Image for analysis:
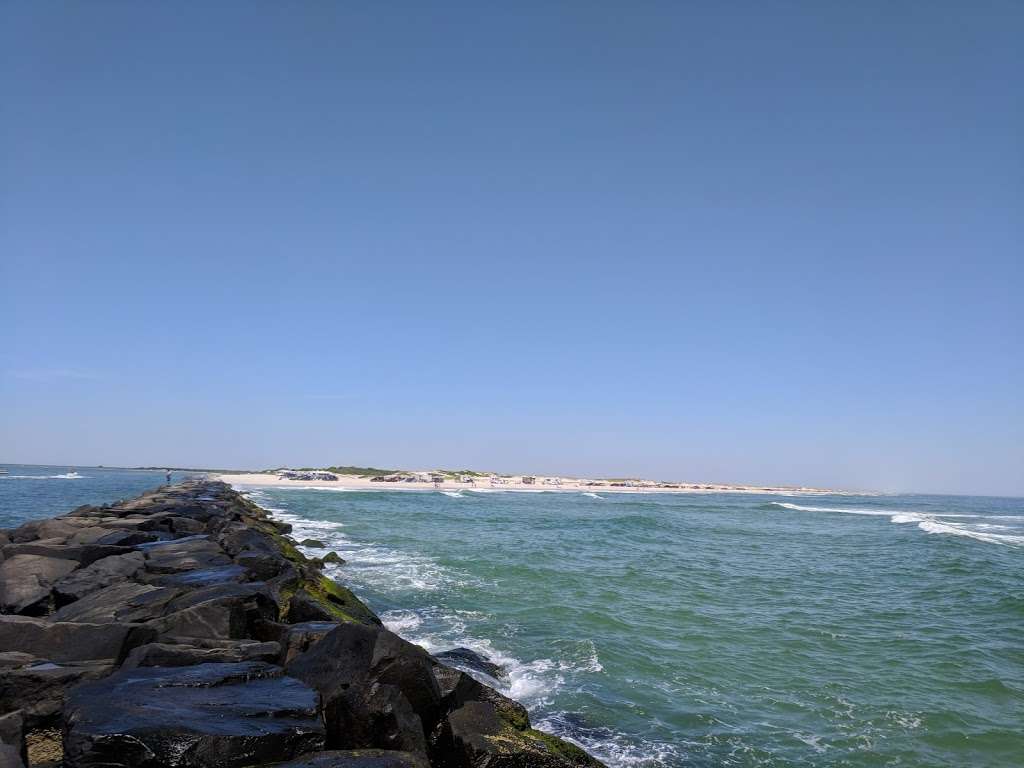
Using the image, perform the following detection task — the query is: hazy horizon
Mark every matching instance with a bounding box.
[2,4,1021,498]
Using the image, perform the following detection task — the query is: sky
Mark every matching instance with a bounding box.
[1,3,1021,495]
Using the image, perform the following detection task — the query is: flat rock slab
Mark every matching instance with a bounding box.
[51,582,172,624]
[0,615,152,663]
[64,661,325,768]
[273,751,429,768]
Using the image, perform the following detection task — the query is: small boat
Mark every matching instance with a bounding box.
[0,468,8,475]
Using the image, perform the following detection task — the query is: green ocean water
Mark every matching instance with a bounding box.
[244,486,1024,768]
[2,468,1021,767]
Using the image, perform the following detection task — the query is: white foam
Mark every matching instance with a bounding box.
[772,502,1024,547]
[1,472,86,479]
[441,490,464,498]
[582,492,603,500]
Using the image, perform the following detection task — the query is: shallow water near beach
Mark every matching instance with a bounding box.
[2,467,1022,767]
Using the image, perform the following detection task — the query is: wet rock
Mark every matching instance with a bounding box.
[287,623,441,753]
[0,616,154,664]
[157,564,247,587]
[323,551,346,565]
[63,662,325,768]
[0,556,78,614]
[441,701,602,768]
[430,664,528,731]
[301,539,327,548]
[52,551,145,604]
[271,751,429,768]
[434,648,506,681]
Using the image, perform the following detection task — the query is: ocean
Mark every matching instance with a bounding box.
[2,466,1022,767]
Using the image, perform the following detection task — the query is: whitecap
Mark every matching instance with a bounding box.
[773,502,1024,547]
[441,491,464,498]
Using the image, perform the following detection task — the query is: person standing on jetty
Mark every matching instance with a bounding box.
[165,469,172,483]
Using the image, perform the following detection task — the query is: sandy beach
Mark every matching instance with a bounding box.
[217,472,838,495]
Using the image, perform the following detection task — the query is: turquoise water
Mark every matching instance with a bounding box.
[243,486,1024,768]
[2,468,1021,767]
[0,465,174,523]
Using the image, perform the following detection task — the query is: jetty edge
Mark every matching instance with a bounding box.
[0,480,605,768]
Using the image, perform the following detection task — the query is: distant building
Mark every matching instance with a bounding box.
[278,470,338,481]
[521,476,536,485]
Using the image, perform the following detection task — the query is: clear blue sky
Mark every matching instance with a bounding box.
[2,3,1021,495]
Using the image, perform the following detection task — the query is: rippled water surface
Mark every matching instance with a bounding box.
[2,467,1021,767]
[243,486,1024,768]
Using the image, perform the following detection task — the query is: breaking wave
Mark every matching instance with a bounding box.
[771,502,1024,547]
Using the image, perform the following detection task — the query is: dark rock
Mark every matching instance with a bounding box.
[52,551,145,604]
[323,551,346,565]
[430,664,529,731]
[166,516,207,534]
[434,648,506,680]
[142,537,232,574]
[63,662,325,768]
[95,529,169,546]
[0,555,79,614]
[0,615,155,664]
[0,659,115,729]
[0,653,34,670]
[0,711,26,768]
[441,701,602,768]
[270,751,429,768]
[286,576,380,626]
[287,623,441,753]
[236,549,291,579]
[0,543,130,567]
[300,539,327,548]
[281,621,338,664]
[121,640,281,668]
[7,519,79,544]
[50,582,174,624]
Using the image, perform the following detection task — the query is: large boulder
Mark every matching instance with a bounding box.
[63,662,325,768]
[52,552,145,604]
[440,701,603,768]
[144,583,279,641]
[50,582,175,624]
[0,555,78,614]
[0,711,26,768]
[0,659,114,728]
[0,616,154,664]
[287,623,441,754]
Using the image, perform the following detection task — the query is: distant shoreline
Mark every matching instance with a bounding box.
[218,471,848,496]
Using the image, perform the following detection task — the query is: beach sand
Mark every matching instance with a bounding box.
[217,472,836,495]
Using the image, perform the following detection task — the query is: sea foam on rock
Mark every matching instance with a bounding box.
[0,480,605,768]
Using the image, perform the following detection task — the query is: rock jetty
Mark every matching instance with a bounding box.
[0,481,604,768]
